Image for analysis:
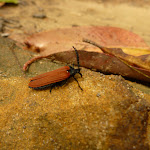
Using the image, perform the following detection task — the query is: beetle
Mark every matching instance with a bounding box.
[29,46,83,92]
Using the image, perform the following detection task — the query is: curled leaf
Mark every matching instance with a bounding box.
[83,39,150,82]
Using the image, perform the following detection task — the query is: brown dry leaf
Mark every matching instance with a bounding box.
[12,26,150,82]
[83,39,150,82]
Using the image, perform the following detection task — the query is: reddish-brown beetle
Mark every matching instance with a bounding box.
[29,46,83,92]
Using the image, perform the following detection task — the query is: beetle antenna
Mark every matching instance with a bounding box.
[72,46,80,69]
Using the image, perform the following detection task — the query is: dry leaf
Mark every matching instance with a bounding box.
[83,39,150,82]
[12,26,150,82]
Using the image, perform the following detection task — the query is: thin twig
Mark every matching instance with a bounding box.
[83,38,104,49]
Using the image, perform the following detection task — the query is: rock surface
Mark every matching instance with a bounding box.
[0,37,150,149]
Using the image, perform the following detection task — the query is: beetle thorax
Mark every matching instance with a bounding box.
[68,66,80,76]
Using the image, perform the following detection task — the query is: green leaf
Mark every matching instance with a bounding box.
[0,0,18,4]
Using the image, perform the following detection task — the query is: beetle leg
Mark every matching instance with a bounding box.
[50,86,54,93]
[50,80,68,93]
[59,79,68,87]
[73,76,83,91]
[78,72,82,78]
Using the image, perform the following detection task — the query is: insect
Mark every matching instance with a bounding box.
[29,46,83,92]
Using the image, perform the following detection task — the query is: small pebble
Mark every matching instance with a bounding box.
[96,93,101,97]
[23,126,26,129]
[32,13,47,19]
[1,33,10,37]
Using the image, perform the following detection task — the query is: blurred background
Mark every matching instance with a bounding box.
[0,0,150,45]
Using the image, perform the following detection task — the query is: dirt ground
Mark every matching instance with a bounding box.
[0,0,150,149]
[0,0,150,45]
